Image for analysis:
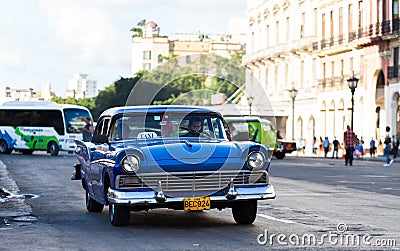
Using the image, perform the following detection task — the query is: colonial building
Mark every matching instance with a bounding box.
[243,0,398,146]
[131,21,246,75]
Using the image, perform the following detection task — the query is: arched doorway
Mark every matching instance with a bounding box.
[297,116,303,140]
[394,92,400,135]
[375,70,385,139]
[321,101,327,137]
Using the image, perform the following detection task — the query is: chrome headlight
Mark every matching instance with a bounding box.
[247,151,265,170]
[121,155,140,172]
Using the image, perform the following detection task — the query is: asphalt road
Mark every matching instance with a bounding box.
[0,153,399,250]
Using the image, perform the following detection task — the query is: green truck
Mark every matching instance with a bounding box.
[225,116,296,159]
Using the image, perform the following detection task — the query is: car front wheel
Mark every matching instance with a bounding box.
[232,200,257,224]
[85,190,104,212]
[274,151,285,159]
[109,204,130,226]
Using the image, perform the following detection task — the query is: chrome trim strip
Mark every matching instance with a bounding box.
[107,185,275,205]
[116,170,268,192]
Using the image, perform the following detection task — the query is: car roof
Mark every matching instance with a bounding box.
[100,105,222,118]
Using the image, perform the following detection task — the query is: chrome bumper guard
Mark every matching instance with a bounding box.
[108,183,276,205]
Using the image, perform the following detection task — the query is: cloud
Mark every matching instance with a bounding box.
[0,47,24,69]
[178,0,245,9]
[39,0,130,65]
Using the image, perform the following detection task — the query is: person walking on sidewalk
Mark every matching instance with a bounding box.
[331,137,339,159]
[369,138,376,158]
[383,126,394,167]
[344,125,356,166]
[323,137,330,157]
[391,135,398,159]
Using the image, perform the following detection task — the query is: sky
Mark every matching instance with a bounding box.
[0,0,247,97]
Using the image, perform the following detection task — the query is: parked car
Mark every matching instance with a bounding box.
[224,116,296,159]
[71,106,275,226]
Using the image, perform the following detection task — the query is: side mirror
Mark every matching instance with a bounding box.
[92,134,109,144]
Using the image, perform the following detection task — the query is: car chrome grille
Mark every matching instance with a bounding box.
[116,170,267,195]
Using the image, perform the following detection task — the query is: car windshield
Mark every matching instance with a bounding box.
[110,112,228,141]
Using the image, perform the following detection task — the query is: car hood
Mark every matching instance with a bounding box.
[120,139,258,172]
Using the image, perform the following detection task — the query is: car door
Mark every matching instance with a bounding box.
[89,117,111,204]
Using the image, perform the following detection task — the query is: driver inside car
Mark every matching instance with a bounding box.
[182,117,203,137]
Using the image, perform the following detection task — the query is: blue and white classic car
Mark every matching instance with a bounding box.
[72,106,275,226]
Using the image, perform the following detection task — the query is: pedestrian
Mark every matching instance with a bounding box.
[344,125,356,166]
[323,136,330,157]
[358,137,364,159]
[383,126,394,167]
[312,136,318,154]
[392,135,398,159]
[369,138,376,158]
[82,117,94,142]
[331,137,339,159]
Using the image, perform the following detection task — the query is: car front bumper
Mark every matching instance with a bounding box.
[107,184,276,205]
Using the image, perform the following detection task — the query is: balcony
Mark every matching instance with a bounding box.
[317,74,358,92]
[388,65,400,79]
[381,18,400,39]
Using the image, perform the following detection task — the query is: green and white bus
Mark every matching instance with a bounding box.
[0,101,93,156]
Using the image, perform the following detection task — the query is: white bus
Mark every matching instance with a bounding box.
[0,101,93,156]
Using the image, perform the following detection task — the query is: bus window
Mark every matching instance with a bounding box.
[0,110,12,126]
[39,110,64,135]
[64,108,92,134]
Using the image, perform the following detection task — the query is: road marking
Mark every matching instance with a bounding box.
[257,213,296,224]
[382,187,400,191]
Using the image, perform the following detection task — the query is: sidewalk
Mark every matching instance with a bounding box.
[287,149,398,164]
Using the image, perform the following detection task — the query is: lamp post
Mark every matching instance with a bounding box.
[247,96,254,115]
[288,85,298,140]
[347,73,359,131]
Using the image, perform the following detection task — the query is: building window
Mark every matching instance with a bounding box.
[186,55,191,64]
[348,4,353,32]
[340,59,344,82]
[358,1,363,28]
[300,60,304,88]
[339,7,343,38]
[143,51,151,60]
[286,16,290,41]
[300,13,305,39]
[276,21,280,45]
[349,57,353,74]
[330,10,334,39]
[251,32,255,52]
[312,58,316,87]
[322,13,326,39]
[314,8,317,36]
[285,63,289,89]
[143,63,151,70]
[331,61,335,86]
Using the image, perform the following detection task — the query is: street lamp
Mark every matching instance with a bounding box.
[288,85,298,140]
[347,73,359,131]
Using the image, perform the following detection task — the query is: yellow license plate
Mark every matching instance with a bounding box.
[184,197,210,211]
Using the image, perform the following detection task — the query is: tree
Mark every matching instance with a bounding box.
[130,19,146,37]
